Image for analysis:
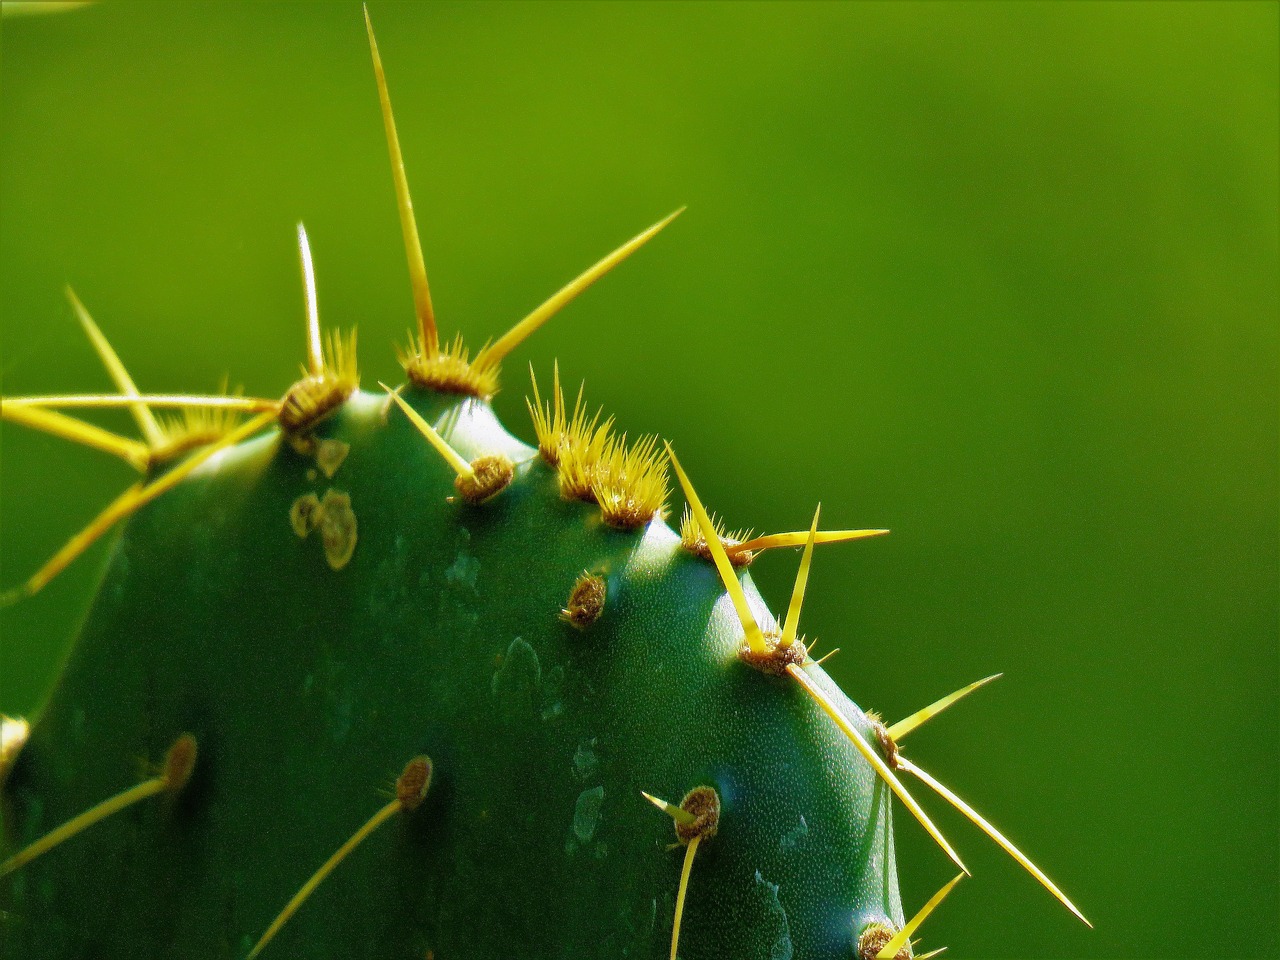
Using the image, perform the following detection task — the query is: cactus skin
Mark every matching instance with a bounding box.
[1,387,906,958]
[0,11,1096,956]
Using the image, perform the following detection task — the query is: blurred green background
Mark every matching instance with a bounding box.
[1,2,1275,957]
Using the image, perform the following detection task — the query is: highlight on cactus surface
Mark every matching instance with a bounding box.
[0,8,1090,959]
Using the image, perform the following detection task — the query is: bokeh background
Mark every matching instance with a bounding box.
[1,2,1275,957]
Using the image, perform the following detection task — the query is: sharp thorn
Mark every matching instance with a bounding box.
[477,208,684,370]
[296,223,323,376]
[248,798,400,958]
[641,790,697,827]
[0,734,196,878]
[785,664,968,876]
[665,441,768,654]
[380,383,474,479]
[886,674,1003,742]
[669,834,701,960]
[876,873,964,959]
[896,756,1091,927]
[779,504,820,650]
[1,403,151,471]
[7,412,276,599]
[3,393,280,412]
[65,286,165,447]
[365,5,437,355]
[248,755,430,959]
[734,527,889,554]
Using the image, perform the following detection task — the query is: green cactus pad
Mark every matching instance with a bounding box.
[3,387,903,959]
[0,12,1091,958]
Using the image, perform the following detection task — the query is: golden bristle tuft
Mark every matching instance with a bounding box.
[526,367,554,458]
[279,329,359,435]
[678,506,754,566]
[591,432,669,529]
[321,329,359,387]
[526,362,576,463]
[154,406,242,459]
[555,408,615,504]
[150,381,246,464]
[399,332,499,398]
[529,368,667,525]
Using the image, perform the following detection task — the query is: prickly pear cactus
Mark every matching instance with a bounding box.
[0,13,1087,960]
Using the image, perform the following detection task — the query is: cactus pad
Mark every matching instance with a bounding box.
[0,12,1087,959]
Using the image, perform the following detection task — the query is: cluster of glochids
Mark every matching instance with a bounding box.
[0,8,1091,958]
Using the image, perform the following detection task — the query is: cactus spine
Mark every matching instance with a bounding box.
[0,11,1087,959]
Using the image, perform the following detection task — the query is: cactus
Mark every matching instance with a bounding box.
[0,12,1089,959]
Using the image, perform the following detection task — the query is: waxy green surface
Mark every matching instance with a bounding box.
[3,389,902,959]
